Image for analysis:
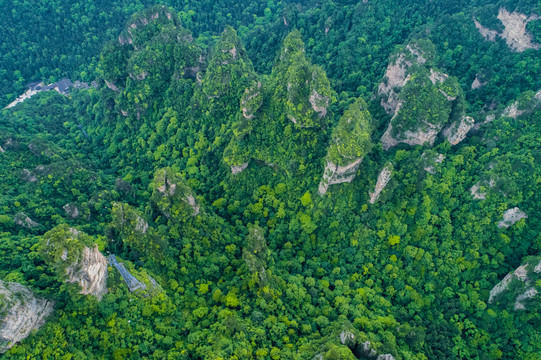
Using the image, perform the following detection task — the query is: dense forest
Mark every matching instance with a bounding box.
[1,0,541,359]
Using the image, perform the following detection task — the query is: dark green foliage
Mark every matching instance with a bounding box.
[1,2,541,360]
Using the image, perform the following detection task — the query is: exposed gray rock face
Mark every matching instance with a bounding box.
[381,121,441,150]
[369,164,393,204]
[231,162,249,175]
[339,330,355,347]
[377,44,425,115]
[359,340,396,360]
[474,9,541,52]
[64,244,108,300]
[104,80,120,92]
[502,101,524,119]
[0,281,54,353]
[473,19,498,41]
[21,169,37,182]
[489,258,541,310]
[63,203,80,219]
[498,207,527,228]
[443,116,475,145]
[318,158,363,195]
[241,82,262,120]
[378,42,463,150]
[498,9,541,52]
[471,76,485,90]
[309,89,329,117]
[14,213,39,229]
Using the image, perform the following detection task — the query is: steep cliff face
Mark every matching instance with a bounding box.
[378,40,466,150]
[378,43,427,114]
[275,30,333,129]
[40,225,108,300]
[369,163,393,204]
[65,245,108,299]
[318,98,373,194]
[0,281,55,353]
[443,116,475,145]
[489,257,541,310]
[474,8,541,52]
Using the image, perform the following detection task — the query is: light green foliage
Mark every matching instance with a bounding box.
[2,2,541,359]
[273,30,333,129]
[326,97,373,166]
[38,224,96,276]
[391,67,464,138]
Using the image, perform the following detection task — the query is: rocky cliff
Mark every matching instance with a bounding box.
[318,98,373,194]
[378,40,466,150]
[369,163,393,204]
[489,257,541,310]
[443,116,475,145]
[474,8,541,52]
[152,168,200,219]
[40,225,108,300]
[0,281,55,353]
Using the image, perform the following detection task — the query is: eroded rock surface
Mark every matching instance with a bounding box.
[443,116,475,145]
[65,245,108,300]
[381,122,441,150]
[231,162,249,175]
[378,41,464,150]
[41,226,108,300]
[489,258,541,310]
[14,212,39,229]
[498,207,527,228]
[369,164,393,204]
[63,203,80,219]
[318,159,362,195]
[474,9,541,52]
[378,43,426,114]
[0,281,55,353]
[498,9,541,52]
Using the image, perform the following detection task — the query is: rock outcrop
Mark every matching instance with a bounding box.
[489,257,541,310]
[14,212,39,229]
[40,225,108,300]
[473,18,498,41]
[241,82,262,120]
[65,245,108,299]
[231,162,249,175]
[498,9,541,52]
[369,163,393,204]
[474,9,541,52]
[378,43,426,115]
[319,159,363,195]
[63,203,80,218]
[0,281,55,353]
[498,207,527,228]
[443,116,475,145]
[152,168,200,218]
[318,98,373,194]
[378,40,465,150]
